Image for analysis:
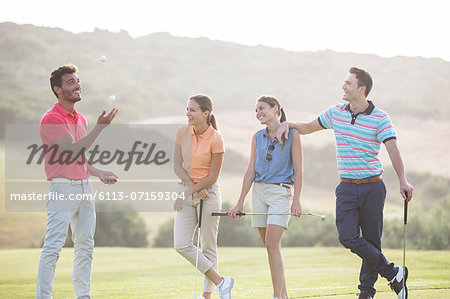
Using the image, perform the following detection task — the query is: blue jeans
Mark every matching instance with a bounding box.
[335,180,397,296]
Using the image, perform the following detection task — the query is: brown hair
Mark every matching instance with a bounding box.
[257,95,287,123]
[50,63,78,98]
[349,67,373,97]
[189,94,218,130]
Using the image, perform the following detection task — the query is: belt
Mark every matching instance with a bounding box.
[340,176,382,184]
[50,178,90,185]
[270,182,292,189]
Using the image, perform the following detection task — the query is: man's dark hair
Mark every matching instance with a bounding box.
[50,64,78,98]
[349,67,373,97]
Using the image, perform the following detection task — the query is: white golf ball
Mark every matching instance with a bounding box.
[100,55,107,62]
[109,95,116,102]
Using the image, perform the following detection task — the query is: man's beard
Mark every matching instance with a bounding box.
[62,89,81,103]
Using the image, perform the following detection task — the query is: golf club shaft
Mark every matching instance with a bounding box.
[403,199,408,299]
[404,199,408,225]
[212,212,325,218]
[199,199,204,229]
[194,200,204,299]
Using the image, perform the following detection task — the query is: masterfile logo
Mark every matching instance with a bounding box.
[4,124,190,212]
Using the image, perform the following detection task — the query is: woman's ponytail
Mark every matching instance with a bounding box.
[209,113,218,130]
[280,107,287,123]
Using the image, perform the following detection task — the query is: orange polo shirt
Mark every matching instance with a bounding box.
[175,124,224,183]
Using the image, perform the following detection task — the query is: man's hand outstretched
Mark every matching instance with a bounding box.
[97,108,118,125]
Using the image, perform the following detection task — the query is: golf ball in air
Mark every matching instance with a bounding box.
[109,95,116,102]
[100,55,107,62]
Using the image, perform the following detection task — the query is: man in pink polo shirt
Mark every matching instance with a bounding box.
[37,64,118,299]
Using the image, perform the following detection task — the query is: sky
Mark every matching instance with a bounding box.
[1,0,449,61]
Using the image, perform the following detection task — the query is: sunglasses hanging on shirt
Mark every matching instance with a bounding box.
[266,144,275,161]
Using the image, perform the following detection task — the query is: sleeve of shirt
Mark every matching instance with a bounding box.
[39,114,71,143]
[318,106,334,129]
[211,133,225,154]
[377,115,397,143]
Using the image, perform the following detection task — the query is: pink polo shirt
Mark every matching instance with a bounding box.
[39,102,90,180]
[175,124,224,183]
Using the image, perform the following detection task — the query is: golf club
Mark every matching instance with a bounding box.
[194,199,204,299]
[403,198,408,299]
[212,212,325,221]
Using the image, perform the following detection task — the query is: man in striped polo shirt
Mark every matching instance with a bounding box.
[276,67,413,299]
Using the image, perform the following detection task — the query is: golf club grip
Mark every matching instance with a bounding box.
[198,200,204,228]
[404,199,408,225]
[211,212,246,216]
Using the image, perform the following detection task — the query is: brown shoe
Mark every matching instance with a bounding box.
[389,267,408,299]
[357,294,373,299]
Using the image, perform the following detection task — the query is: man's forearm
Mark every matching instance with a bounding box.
[87,163,101,177]
[287,119,322,135]
[386,141,407,183]
[288,121,309,134]
[390,149,407,183]
[54,124,104,154]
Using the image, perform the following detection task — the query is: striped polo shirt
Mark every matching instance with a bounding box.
[318,100,396,179]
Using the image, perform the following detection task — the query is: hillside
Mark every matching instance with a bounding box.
[1,22,450,124]
[1,22,449,175]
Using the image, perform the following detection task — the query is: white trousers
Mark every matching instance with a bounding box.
[174,183,222,292]
[36,180,96,299]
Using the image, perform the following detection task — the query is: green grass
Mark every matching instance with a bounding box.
[0,247,449,298]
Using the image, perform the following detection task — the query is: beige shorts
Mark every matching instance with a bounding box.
[251,181,293,229]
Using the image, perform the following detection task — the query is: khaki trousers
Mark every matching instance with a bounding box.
[37,180,95,299]
[174,182,222,292]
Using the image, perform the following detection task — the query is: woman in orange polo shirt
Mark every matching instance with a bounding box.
[173,94,234,299]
